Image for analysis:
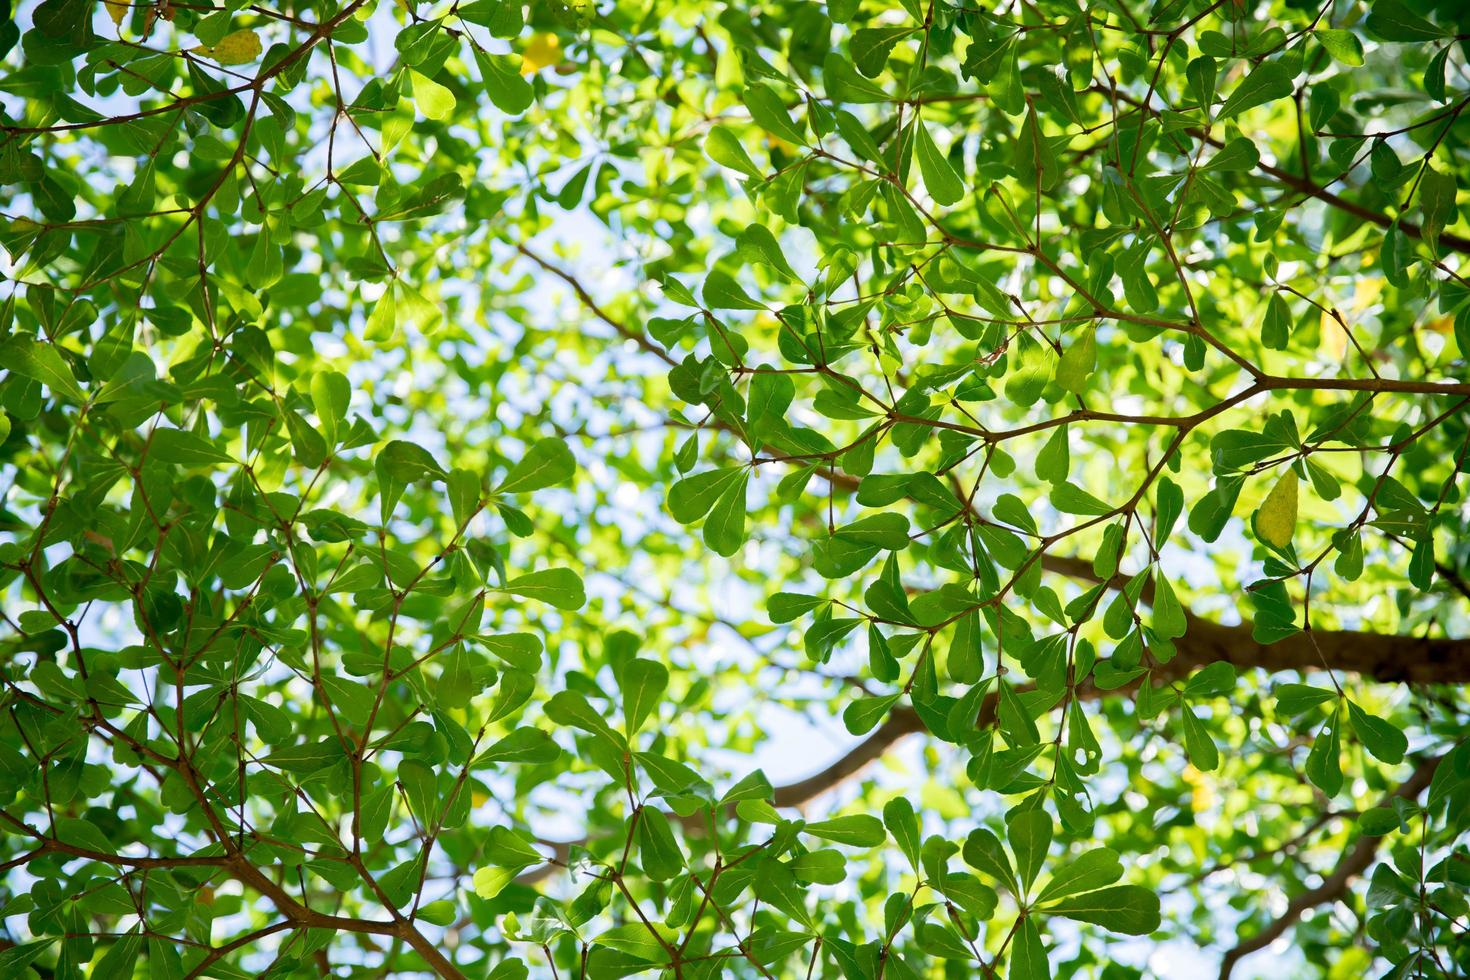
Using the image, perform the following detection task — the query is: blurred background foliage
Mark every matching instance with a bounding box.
[1,0,1469,977]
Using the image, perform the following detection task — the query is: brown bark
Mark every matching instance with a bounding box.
[1216,754,1443,979]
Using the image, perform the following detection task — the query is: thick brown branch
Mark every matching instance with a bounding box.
[508,233,1470,896]
[224,855,467,980]
[762,612,1469,820]
[1216,753,1443,979]
[1040,554,1470,686]
[771,711,926,807]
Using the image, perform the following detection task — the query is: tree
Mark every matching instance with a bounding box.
[1,0,1469,976]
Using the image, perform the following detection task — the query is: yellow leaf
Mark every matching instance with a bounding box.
[194,29,263,66]
[104,0,127,28]
[520,33,562,75]
[1319,309,1347,361]
[1257,472,1298,549]
[1181,764,1215,813]
[1350,277,1384,311]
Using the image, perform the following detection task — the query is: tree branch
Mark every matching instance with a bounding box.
[1216,753,1444,979]
[505,240,1470,894]
[1041,554,1470,686]
[514,242,679,368]
[1100,88,1470,255]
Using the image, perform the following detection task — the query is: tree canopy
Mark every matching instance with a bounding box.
[2,0,1470,977]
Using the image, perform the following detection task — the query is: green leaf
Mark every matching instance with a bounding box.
[1334,530,1365,581]
[310,370,350,443]
[1217,61,1295,120]
[1382,221,1413,287]
[1050,482,1111,516]
[418,900,458,926]
[1006,809,1052,892]
[476,727,560,766]
[1184,661,1237,698]
[1151,572,1188,640]
[149,427,234,467]
[1408,534,1434,591]
[738,225,801,284]
[1013,104,1059,191]
[1306,705,1344,797]
[1036,847,1124,903]
[476,50,534,114]
[851,25,915,77]
[719,769,774,806]
[448,467,481,526]
[964,827,1019,895]
[1347,701,1407,764]
[497,568,586,609]
[377,438,448,481]
[1314,29,1363,66]
[743,84,806,144]
[474,633,543,671]
[0,336,86,402]
[913,118,965,206]
[947,609,983,683]
[622,658,670,735]
[1418,167,1458,249]
[545,691,627,749]
[1008,917,1050,980]
[1036,425,1069,484]
[364,283,398,340]
[484,826,544,868]
[1188,55,1217,110]
[1358,806,1402,836]
[805,616,862,662]
[1201,136,1261,172]
[321,672,375,726]
[843,692,901,735]
[91,928,142,980]
[883,797,922,870]
[1046,884,1161,935]
[284,411,327,467]
[1364,0,1447,41]
[789,847,847,884]
[669,468,745,522]
[410,69,456,120]
[1275,683,1337,715]
[637,807,684,881]
[1261,291,1291,350]
[262,738,345,774]
[1054,327,1096,394]
[834,512,911,549]
[703,470,750,557]
[0,940,56,976]
[706,125,763,178]
[920,922,979,961]
[1180,705,1219,772]
[769,592,827,623]
[637,752,707,796]
[803,814,885,847]
[497,438,576,494]
[471,865,520,899]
